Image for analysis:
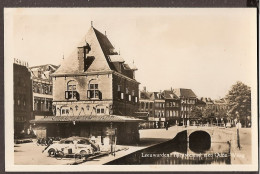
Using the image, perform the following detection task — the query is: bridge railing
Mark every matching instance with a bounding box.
[188,123,226,127]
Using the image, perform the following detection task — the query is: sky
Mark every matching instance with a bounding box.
[5,8,257,99]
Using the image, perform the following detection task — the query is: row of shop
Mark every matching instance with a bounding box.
[30,115,142,145]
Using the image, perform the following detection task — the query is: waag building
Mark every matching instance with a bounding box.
[31,25,142,144]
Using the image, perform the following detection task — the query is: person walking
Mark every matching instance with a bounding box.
[165,121,168,130]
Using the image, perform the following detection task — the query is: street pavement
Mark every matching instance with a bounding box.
[14,126,251,165]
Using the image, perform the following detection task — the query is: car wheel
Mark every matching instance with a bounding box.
[80,150,87,156]
[48,148,56,157]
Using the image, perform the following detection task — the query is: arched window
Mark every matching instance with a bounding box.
[65,80,78,100]
[67,80,77,91]
[87,79,102,100]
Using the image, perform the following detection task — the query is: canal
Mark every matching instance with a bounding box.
[105,130,231,165]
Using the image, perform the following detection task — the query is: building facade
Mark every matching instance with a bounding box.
[173,88,197,126]
[162,90,181,126]
[13,60,33,137]
[30,64,59,119]
[31,26,141,144]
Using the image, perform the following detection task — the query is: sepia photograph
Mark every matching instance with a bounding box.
[4,7,258,172]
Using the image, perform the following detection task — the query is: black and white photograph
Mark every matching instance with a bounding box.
[4,7,258,172]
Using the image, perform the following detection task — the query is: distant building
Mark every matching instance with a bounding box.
[173,88,197,126]
[13,60,33,137]
[212,98,229,112]
[162,89,180,126]
[139,87,154,128]
[29,64,59,120]
[196,98,206,109]
[31,25,141,144]
[139,88,167,128]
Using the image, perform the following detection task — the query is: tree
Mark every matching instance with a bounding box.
[226,81,251,124]
[190,106,203,119]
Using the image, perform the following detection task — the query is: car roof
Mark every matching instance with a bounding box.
[61,136,91,141]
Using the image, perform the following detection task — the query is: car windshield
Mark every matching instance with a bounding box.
[77,139,91,144]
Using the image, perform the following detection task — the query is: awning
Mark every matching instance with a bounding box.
[29,115,144,124]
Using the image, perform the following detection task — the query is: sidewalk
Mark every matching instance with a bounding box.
[230,128,252,164]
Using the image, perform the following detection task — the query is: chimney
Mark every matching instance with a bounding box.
[171,87,173,91]
[78,47,85,72]
[143,86,146,92]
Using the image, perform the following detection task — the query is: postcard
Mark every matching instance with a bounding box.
[4,7,258,172]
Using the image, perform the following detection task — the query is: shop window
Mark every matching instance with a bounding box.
[141,102,144,108]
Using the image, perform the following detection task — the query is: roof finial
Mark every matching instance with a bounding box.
[62,53,64,60]
[105,31,106,36]
[133,60,134,64]
[91,21,93,27]
[119,48,120,55]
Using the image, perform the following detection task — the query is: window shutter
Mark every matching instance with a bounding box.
[76,92,80,100]
[87,90,91,98]
[117,91,121,99]
[65,91,69,99]
[98,91,102,100]
[132,96,135,102]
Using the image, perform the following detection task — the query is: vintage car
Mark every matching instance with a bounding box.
[43,136,100,158]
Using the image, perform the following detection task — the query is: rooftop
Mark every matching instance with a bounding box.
[173,88,197,98]
[30,115,144,123]
[53,26,137,79]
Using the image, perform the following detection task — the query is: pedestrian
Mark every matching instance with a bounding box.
[165,121,168,130]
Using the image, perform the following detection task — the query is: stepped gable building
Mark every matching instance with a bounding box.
[173,88,197,126]
[29,64,59,119]
[161,89,180,126]
[31,26,141,144]
[13,60,33,137]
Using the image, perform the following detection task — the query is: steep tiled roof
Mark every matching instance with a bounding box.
[162,90,179,100]
[30,115,143,123]
[140,91,153,100]
[196,99,206,105]
[173,88,197,98]
[152,92,165,100]
[108,55,124,62]
[53,26,137,77]
[200,97,214,104]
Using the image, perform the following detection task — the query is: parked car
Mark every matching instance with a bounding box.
[43,136,100,158]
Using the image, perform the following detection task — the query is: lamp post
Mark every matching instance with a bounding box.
[236,111,241,150]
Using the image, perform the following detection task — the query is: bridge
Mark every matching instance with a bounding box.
[185,126,236,143]
[140,125,237,155]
